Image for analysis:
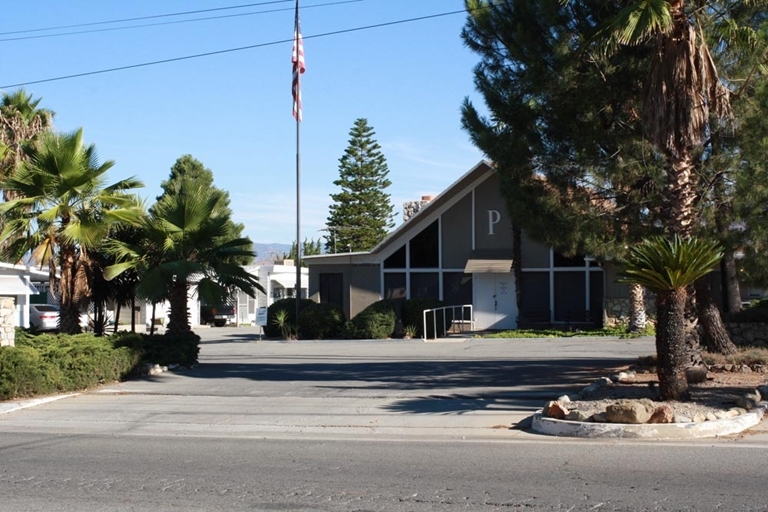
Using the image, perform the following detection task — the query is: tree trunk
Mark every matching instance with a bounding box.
[131,296,136,333]
[694,277,738,355]
[150,303,156,335]
[628,283,647,332]
[113,303,121,334]
[512,224,523,318]
[655,288,690,400]
[58,243,82,335]
[167,279,191,335]
[721,253,742,315]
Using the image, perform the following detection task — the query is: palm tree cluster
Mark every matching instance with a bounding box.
[0,89,261,336]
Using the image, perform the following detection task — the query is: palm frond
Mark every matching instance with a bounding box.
[619,235,723,292]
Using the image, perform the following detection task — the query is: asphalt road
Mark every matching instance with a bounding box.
[2,433,767,511]
[1,328,767,511]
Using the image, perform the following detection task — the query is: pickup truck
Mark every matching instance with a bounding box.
[200,303,236,327]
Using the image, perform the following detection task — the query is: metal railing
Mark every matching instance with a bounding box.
[422,304,474,341]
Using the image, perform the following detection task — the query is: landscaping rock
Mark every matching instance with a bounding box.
[685,366,708,384]
[648,405,674,424]
[544,401,568,419]
[604,400,655,424]
[565,410,592,422]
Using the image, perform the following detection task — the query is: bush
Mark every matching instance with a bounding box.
[263,298,314,338]
[347,300,398,339]
[298,302,345,339]
[1,333,141,400]
[0,345,55,399]
[402,298,444,338]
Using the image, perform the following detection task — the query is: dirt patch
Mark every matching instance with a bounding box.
[564,365,768,419]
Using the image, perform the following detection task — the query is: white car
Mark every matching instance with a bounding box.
[29,304,60,332]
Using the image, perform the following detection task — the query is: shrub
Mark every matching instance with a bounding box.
[347,300,398,339]
[0,345,55,399]
[0,330,199,402]
[298,302,345,339]
[2,333,141,400]
[263,298,314,338]
[402,298,444,338]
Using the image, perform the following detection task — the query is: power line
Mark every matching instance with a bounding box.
[0,0,363,43]
[0,9,468,89]
[0,1,293,36]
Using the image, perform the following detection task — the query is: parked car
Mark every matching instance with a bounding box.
[200,303,236,327]
[29,304,60,332]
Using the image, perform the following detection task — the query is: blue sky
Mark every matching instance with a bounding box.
[1,0,486,247]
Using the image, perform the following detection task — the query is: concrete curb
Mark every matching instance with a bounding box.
[0,394,78,415]
[531,402,767,439]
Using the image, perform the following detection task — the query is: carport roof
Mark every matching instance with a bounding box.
[0,275,39,296]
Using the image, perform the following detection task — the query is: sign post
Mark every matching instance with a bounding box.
[255,307,268,341]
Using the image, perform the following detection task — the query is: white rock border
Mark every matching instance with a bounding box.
[532,402,767,439]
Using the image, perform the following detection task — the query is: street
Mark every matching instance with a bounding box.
[1,328,767,511]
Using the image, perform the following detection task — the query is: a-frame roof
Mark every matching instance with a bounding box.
[305,160,494,265]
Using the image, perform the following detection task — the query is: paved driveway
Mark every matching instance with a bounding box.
[0,328,655,440]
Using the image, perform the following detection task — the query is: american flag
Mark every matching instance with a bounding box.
[291,4,305,122]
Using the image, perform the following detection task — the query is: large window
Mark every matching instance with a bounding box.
[410,273,439,299]
[443,273,472,305]
[384,273,406,299]
[384,246,406,269]
[409,220,439,268]
[520,272,549,313]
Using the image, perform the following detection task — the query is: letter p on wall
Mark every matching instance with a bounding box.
[488,210,501,235]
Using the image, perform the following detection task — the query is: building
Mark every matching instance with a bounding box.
[0,262,48,328]
[304,161,605,331]
[234,260,308,325]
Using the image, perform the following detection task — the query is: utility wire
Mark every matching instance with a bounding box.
[0,9,468,89]
[0,0,363,43]
[0,0,293,36]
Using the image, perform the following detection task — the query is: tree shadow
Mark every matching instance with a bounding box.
[176,357,631,394]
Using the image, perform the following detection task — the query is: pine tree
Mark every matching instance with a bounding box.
[156,155,253,265]
[325,119,394,253]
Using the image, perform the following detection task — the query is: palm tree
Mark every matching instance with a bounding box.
[106,177,263,336]
[620,235,723,400]
[0,128,143,334]
[597,3,732,234]
[0,89,54,201]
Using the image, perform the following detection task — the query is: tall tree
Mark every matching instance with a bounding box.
[0,89,54,201]
[156,155,252,265]
[0,128,143,333]
[107,177,262,335]
[325,118,394,253]
[462,0,666,324]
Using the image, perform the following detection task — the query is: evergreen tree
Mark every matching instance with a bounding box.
[285,238,322,262]
[156,155,253,265]
[325,119,394,253]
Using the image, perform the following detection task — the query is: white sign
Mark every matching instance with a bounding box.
[256,307,268,326]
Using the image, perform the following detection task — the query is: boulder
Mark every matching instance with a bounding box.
[565,410,592,422]
[648,405,674,424]
[544,401,568,419]
[604,400,655,424]
[685,366,708,384]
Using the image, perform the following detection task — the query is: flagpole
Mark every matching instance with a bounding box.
[294,0,302,324]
